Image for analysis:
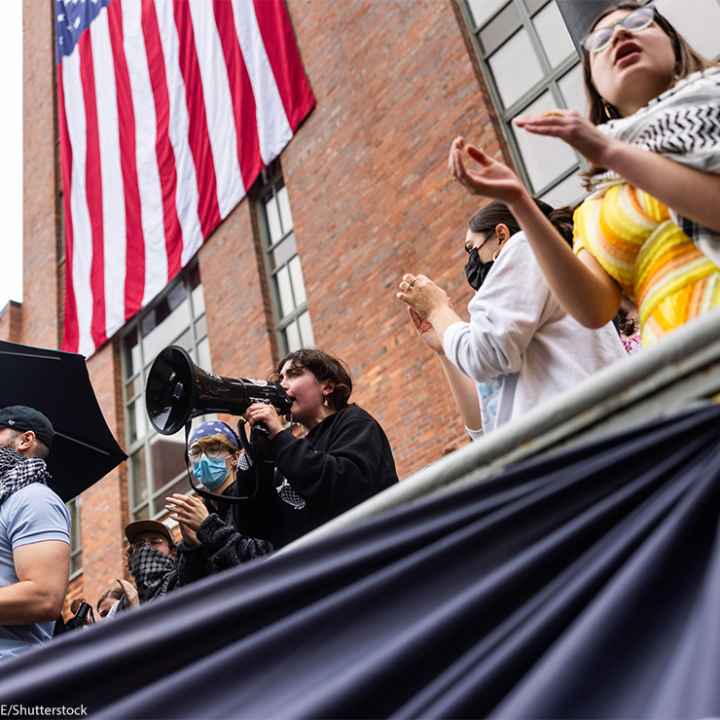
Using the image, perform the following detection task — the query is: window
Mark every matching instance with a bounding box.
[461,0,584,205]
[459,0,720,206]
[256,165,315,355]
[121,264,210,520]
[67,498,82,577]
[654,0,720,59]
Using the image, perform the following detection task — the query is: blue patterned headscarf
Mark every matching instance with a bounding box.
[188,420,239,449]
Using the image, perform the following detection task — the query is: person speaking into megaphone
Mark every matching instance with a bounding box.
[168,349,398,571]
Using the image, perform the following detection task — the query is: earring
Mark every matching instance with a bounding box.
[322,395,329,407]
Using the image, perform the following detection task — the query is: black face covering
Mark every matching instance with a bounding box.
[464,248,494,291]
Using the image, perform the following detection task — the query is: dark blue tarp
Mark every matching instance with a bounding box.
[1,404,719,719]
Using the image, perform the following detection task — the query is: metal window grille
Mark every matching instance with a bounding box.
[67,498,82,578]
[120,264,210,521]
[255,164,315,355]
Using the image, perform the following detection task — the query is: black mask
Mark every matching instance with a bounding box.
[464,248,494,291]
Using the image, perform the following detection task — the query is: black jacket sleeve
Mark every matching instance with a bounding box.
[196,513,274,573]
[268,412,395,515]
[175,539,210,587]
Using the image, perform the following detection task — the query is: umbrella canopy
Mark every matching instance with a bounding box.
[0,341,127,501]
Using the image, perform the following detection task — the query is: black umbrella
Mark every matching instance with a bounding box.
[0,340,127,501]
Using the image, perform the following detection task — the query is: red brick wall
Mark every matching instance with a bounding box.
[279,0,505,471]
[23,0,59,351]
[24,0,508,607]
[0,301,23,343]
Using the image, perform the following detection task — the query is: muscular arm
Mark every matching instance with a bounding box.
[0,541,69,623]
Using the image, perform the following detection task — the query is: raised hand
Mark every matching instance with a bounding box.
[166,493,209,532]
[514,109,616,167]
[449,137,526,204]
[396,273,451,321]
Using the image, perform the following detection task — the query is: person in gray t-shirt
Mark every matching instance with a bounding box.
[0,406,71,661]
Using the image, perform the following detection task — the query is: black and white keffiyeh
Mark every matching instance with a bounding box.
[0,446,52,506]
[591,66,720,263]
[128,545,178,602]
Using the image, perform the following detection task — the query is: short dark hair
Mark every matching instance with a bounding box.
[272,349,353,410]
[580,2,716,127]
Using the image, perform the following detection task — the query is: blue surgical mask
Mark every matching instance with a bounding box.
[192,456,229,490]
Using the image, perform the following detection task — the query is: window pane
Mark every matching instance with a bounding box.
[70,550,82,576]
[128,400,146,444]
[197,337,212,373]
[489,30,544,108]
[277,186,293,233]
[126,374,143,401]
[191,281,205,317]
[559,63,586,115]
[285,321,301,352]
[655,0,720,59]
[467,0,507,28]
[540,171,585,207]
[123,328,141,379]
[270,234,297,269]
[264,195,282,243]
[176,328,194,355]
[298,311,315,347]
[276,266,295,317]
[133,504,150,521]
[288,256,307,306]
[195,315,208,341]
[131,448,148,507]
[150,432,186,494]
[513,92,578,192]
[153,477,188,520]
[66,500,80,553]
[533,1,575,68]
[142,299,191,368]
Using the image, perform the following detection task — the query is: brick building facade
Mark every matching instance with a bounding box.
[10,0,716,613]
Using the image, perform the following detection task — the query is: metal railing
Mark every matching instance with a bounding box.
[284,308,720,552]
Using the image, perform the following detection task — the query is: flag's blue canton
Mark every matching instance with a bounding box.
[55,0,111,64]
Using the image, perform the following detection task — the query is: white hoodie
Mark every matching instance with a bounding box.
[442,231,627,437]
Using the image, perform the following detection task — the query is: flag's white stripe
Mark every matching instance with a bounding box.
[188,0,244,219]
[153,0,203,265]
[62,52,95,358]
[231,0,292,164]
[90,9,125,340]
[121,0,168,304]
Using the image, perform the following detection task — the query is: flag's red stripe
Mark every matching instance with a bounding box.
[57,69,79,354]
[172,0,221,238]
[142,0,183,279]
[212,0,263,191]
[78,32,107,350]
[252,0,315,132]
[107,0,145,319]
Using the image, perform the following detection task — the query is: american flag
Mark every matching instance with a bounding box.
[56,0,315,357]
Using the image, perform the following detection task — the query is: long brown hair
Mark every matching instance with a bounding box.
[581,1,715,126]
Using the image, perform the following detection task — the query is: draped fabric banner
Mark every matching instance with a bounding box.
[1,405,719,718]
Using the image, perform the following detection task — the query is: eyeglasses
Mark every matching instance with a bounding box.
[583,7,655,54]
[188,442,232,460]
